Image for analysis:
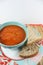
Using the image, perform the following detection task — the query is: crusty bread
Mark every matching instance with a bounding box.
[41,26,43,32]
[19,25,42,58]
[34,25,43,39]
[27,25,42,45]
[37,57,43,65]
[19,43,39,58]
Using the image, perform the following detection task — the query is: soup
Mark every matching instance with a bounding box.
[0,25,26,46]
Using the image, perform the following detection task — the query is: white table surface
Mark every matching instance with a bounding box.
[0,0,43,24]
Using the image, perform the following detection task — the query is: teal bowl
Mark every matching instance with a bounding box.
[0,22,28,48]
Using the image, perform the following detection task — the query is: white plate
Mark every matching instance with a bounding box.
[1,47,23,60]
[1,45,43,64]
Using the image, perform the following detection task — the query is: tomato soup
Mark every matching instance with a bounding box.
[0,25,26,46]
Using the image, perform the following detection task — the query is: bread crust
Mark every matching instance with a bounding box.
[34,25,43,38]
[27,25,42,45]
[20,50,38,58]
[19,43,39,58]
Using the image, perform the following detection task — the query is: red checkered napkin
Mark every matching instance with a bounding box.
[0,46,11,65]
[0,47,18,65]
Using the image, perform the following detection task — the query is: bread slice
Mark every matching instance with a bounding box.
[27,25,42,45]
[34,25,43,38]
[41,26,43,32]
[19,43,39,58]
[37,57,43,65]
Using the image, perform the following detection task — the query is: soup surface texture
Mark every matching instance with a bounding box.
[0,25,26,46]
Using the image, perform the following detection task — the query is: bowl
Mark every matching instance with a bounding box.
[0,21,28,48]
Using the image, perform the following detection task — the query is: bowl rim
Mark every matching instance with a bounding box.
[0,21,28,48]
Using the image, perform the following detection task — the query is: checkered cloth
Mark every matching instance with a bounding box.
[0,46,19,65]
